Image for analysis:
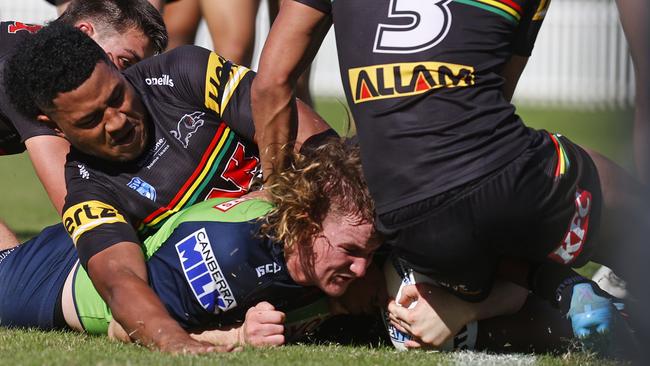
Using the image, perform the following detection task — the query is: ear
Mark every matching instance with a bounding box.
[36,114,65,137]
[75,21,95,38]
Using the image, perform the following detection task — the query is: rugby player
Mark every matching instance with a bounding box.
[0,141,379,350]
[0,0,167,214]
[3,22,335,353]
[250,0,649,356]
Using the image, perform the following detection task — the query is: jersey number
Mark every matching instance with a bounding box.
[373,0,452,54]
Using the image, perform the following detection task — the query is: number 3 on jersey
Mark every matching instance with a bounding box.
[374,0,452,54]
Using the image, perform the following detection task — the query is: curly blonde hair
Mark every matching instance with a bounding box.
[260,138,375,254]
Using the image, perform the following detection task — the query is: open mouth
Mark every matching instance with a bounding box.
[112,124,136,146]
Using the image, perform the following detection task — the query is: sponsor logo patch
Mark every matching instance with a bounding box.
[348,61,474,104]
[8,21,41,34]
[145,74,174,87]
[204,52,250,115]
[63,201,127,243]
[170,111,205,148]
[548,189,592,265]
[175,228,237,313]
[127,177,157,201]
[213,197,252,212]
[78,164,90,179]
[255,262,282,278]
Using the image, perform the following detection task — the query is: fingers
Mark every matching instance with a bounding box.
[398,284,420,308]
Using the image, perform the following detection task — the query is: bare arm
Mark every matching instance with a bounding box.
[0,220,19,251]
[110,300,285,350]
[616,0,650,182]
[499,55,529,102]
[88,242,215,354]
[251,0,331,181]
[25,135,70,215]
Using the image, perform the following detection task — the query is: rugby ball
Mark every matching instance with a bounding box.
[381,258,478,351]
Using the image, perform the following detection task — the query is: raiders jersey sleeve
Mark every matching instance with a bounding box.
[63,46,261,269]
[0,21,57,155]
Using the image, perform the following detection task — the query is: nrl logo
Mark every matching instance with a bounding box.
[170,111,205,148]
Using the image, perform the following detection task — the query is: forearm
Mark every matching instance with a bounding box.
[251,79,297,181]
[468,281,528,321]
[190,326,241,347]
[88,242,198,351]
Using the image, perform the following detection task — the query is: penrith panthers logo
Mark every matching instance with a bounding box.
[170,111,205,148]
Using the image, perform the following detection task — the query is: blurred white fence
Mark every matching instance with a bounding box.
[0,0,635,108]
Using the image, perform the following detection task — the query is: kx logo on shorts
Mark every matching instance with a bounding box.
[548,189,592,265]
[175,228,237,313]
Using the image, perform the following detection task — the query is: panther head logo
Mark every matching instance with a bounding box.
[170,111,205,148]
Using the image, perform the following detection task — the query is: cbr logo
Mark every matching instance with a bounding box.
[548,189,592,265]
[170,111,205,148]
[8,22,42,34]
[63,201,126,243]
[348,61,474,104]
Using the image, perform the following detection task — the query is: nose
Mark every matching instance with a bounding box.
[104,107,127,136]
[350,257,369,278]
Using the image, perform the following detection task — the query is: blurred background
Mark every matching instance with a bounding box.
[0,0,637,239]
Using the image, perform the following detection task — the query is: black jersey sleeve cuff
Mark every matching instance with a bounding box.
[294,0,331,13]
[76,223,141,270]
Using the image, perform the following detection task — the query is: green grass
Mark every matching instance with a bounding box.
[0,100,636,364]
[0,328,617,366]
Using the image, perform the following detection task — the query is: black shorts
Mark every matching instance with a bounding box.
[376,129,602,301]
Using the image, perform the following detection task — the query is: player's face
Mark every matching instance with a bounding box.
[45,61,149,162]
[92,27,154,71]
[296,212,379,297]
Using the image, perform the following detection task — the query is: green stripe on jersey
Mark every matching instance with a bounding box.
[454,0,518,24]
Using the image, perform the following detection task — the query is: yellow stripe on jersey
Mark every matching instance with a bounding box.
[204,52,251,115]
[533,0,551,21]
[475,0,521,20]
[63,201,127,244]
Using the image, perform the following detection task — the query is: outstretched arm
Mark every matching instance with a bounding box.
[110,301,286,350]
[89,242,216,354]
[251,0,331,181]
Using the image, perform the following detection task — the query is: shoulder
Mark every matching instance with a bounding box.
[0,21,42,58]
[173,197,274,225]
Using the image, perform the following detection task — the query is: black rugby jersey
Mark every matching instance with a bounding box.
[62,46,262,267]
[0,21,56,155]
[296,0,549,214]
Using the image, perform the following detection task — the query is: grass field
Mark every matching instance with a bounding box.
[0,100,635,365]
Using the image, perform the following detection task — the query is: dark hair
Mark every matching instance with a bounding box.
[57,0,168,54]
[3,22,109,117]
